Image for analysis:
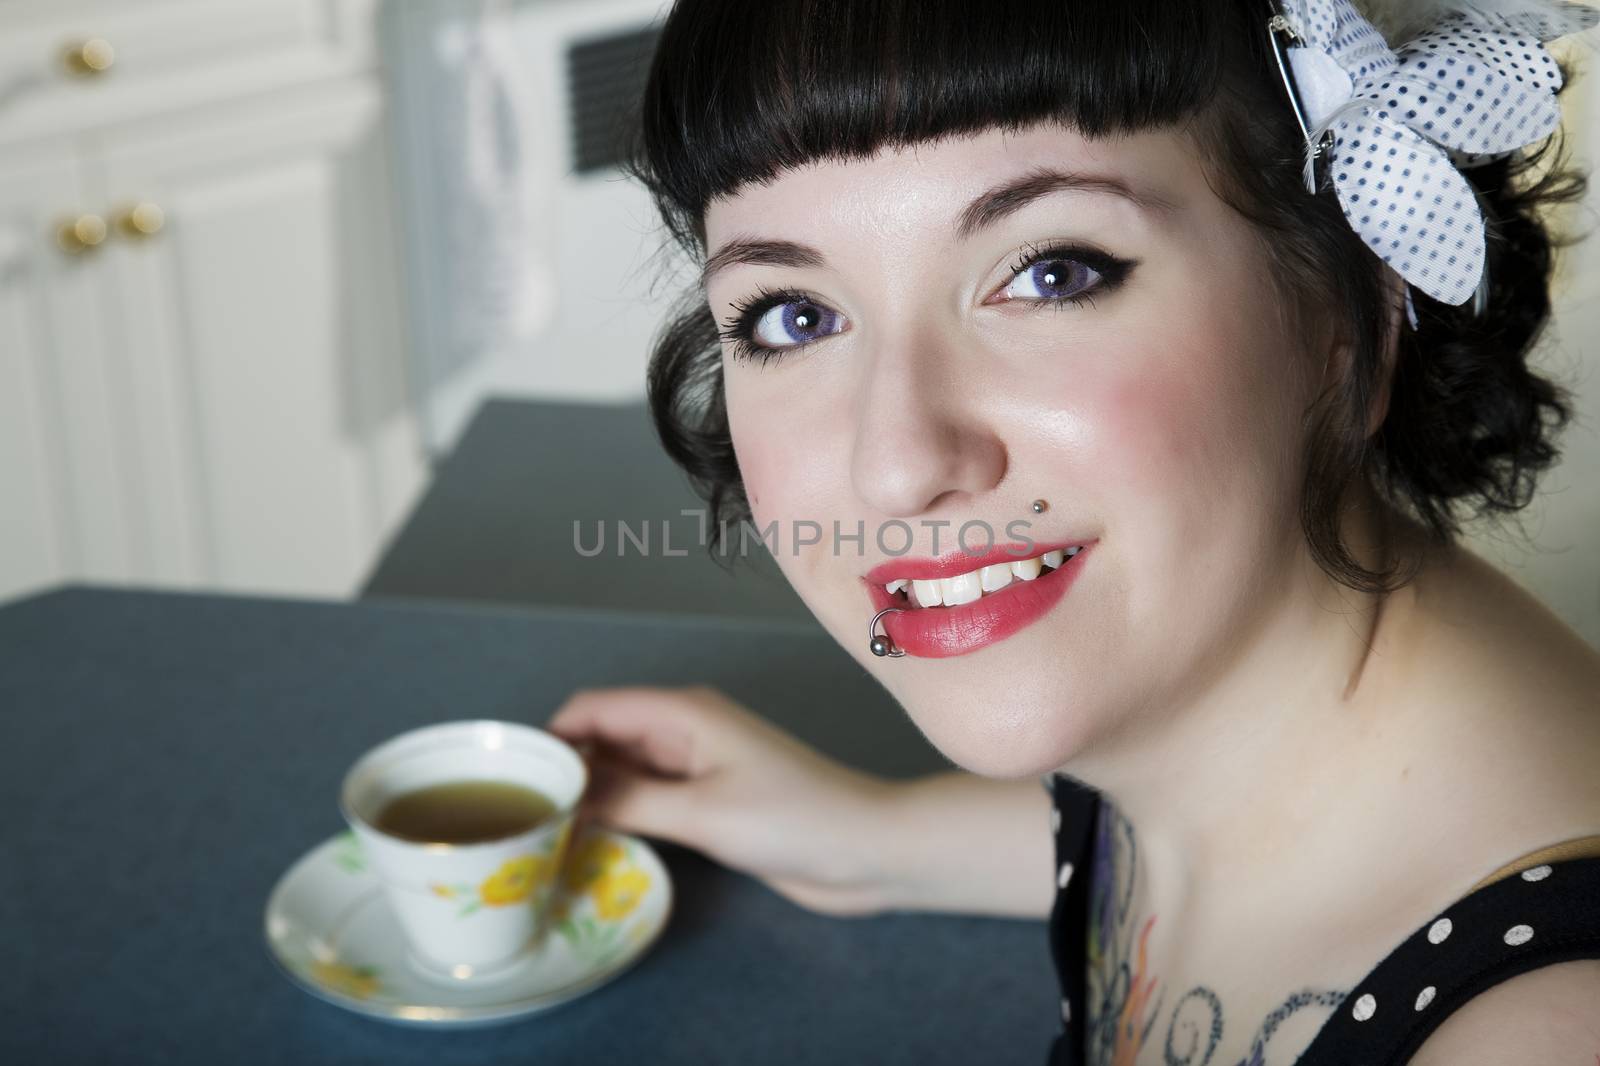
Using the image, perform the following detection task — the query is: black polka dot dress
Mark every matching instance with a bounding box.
[1040,772,1600,1066]
[1043,772,1101,1066]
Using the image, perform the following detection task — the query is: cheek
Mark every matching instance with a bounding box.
[725,376,836,590]
[725,387,771,522]
[726,369,855,530]
[1099,351,1238,498]
[1087,295,1300,517]
[725,376,860,625]
[1080,317,1306,662]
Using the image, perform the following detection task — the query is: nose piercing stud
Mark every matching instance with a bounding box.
[1031,499,1049,514]
[868,606,906,658]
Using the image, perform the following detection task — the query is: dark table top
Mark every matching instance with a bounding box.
[0,586,1057,1066]
[361,398,814,623]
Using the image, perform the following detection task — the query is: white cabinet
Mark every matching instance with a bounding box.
[0,0,426,604]
[0,146,90,594]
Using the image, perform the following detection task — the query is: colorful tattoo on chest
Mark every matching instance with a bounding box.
[1083,801,1347,1066]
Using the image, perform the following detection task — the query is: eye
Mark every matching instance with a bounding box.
[750,298,843,348]
[718,286,847,365]
[994,242,1135,308]
[1005,257,1100,301]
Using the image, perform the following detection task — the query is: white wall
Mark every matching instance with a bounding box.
[1466,43,1600,650]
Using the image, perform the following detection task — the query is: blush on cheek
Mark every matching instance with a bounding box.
[1099,362,1223,496]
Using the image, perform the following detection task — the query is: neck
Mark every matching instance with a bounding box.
[1059,489,1600,1063]
[1061,490,1436,939]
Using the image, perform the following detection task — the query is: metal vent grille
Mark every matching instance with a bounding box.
[567,23,660,175]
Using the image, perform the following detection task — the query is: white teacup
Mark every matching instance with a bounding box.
[339,720,587,977]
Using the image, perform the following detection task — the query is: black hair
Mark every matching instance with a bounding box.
[622,0,1590,594]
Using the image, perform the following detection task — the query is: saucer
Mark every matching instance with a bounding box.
[263,824,672,1027]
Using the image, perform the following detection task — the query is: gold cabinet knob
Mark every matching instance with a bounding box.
[57,214,108,254]
[115,202,165,240]
[62,38,116,76]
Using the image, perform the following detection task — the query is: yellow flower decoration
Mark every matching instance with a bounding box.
[311,961,380,1000]
[562,836,628,893]
[479,854,553,907]
[590,867,651,921]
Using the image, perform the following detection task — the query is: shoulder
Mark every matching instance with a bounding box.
[1403,959,1600,1066]
[1401,538,1600,739]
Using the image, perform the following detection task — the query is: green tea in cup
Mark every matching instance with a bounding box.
[373,780,560,845]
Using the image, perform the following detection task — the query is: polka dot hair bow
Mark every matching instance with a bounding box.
[1266,0,1600,317]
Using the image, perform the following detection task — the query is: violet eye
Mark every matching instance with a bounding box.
[1006,257,1103,301]
[751,299,844,349]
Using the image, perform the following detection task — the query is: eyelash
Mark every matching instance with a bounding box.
[715,241,1136,367]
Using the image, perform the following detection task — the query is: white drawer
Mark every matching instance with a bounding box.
[0,0,377,146]
[0,0,332,86]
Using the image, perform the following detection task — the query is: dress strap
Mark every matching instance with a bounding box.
[1297,853,1600,1065]
[1469,833,1600,892]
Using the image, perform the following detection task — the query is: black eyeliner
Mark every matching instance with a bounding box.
[719,242,1137,364]
[1008,240,1137,287]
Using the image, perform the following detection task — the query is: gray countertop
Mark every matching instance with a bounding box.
[361,398,815,624]
[0,585,1057,1065]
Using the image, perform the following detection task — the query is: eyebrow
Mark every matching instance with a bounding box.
[700,166,1177,290]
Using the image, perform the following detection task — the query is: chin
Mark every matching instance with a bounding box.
[923,732,1070,780]
[892,681,1081,780]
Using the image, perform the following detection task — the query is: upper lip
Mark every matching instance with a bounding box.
[863,539,1093,584]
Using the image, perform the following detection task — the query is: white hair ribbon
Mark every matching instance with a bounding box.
[1268,0,1599,312]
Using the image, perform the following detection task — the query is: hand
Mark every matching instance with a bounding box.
[545,684,896,917]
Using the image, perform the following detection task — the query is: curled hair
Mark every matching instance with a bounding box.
[623,0,1590,594]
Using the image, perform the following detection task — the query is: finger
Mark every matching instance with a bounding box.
[576,756,710,848]
[545,687,705,776]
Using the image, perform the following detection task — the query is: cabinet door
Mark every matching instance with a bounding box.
[0,144,137,603]
[91,76,424,597]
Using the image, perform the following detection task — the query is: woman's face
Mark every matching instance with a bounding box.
[702,122,1322,779]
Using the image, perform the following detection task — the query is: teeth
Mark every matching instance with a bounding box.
[886,545,1084,610]
[979,564,1013,593]
[941,571,983,607]
[1011,556,1043,581]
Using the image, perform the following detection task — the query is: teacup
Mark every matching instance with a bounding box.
[339,720,587,977]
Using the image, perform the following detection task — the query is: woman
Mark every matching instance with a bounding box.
[547,1,1600,1062]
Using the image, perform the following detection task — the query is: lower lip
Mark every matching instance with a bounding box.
[873,543,1093,659]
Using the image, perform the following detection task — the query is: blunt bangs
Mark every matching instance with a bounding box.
[627,0,1264,254]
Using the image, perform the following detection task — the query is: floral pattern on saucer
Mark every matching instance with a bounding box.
[548,834,655,968]
[265,825,672,1027]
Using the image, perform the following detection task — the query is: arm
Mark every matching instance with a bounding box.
[547,685,1057,921]
[858,771,1057,920]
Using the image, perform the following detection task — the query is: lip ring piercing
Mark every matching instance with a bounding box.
[868,606,906,658]
[1031,499,1049,514]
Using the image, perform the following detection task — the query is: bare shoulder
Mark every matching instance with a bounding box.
[1404,959,1600,1066]
[1398,539,1600,1066]
[1405,532,1600,711]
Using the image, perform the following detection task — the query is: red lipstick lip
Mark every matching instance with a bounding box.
[864,540,1095,659]
[863,539,1090,584]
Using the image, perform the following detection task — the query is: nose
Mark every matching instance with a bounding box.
[849,328,1008,519]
